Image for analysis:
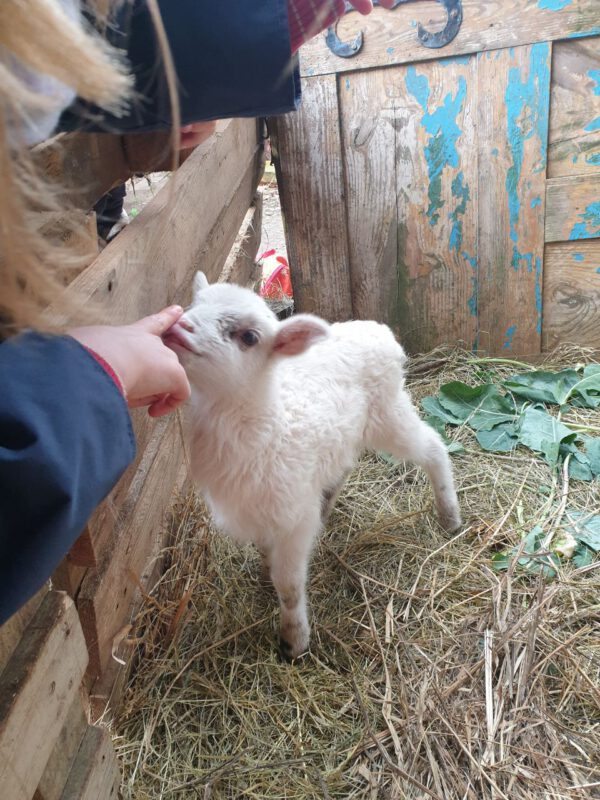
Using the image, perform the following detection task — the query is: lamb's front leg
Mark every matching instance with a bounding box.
[269,521,318,661]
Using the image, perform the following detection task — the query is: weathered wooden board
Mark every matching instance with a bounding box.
[59,725,121,800]
[218,190,264,286]
[477,43,551,355]
[0,592,88,800]
[78,417,183,680]
[272,75,353,321]
[542,240,600,349]
[35,694,89,800]
[545,174,600,242]
[60,117,261,570]
[548,36,600,178]
[0,585,47,674]
[339,56,478,351]
[299,1,600,77]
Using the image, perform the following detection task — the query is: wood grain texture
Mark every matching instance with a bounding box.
[548,36,600,178]
[271,75,353,321]
[542,240,600,349]
[339,59,478,352]
[35,694,89,800]
[545,174,600,242]
[218,191,264,286]
[0,592,88,800]
[78,417,183,680]
[59,725,120,800]
[0,585,47,674]
[477,44,551,356]
[66,118,261,570]
[299,0,600,77]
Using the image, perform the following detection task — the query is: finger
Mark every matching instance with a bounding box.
[376,0,396,8]
[128,395,161,409]
[148,392,186,417]
[132,305,184,335]
[348,0,373,14]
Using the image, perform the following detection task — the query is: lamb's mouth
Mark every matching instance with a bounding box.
[162,330,201,356]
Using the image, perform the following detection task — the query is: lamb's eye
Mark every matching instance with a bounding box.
[240,330,259,347]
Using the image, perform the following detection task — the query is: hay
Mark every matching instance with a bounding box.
[115,346,600,799]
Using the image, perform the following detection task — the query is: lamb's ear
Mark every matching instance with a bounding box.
[193,271,210,300]
[272,315,329,357]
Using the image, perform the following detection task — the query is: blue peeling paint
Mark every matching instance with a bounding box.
[589,69,600,95]
[305,67,315,76]
[462,252,478,317]
[585,117,600,132]
[345,77,350,90]
[387,47,395,55]
[535,256,542,334]
[569,201,600,240]
[538,0,572,9]
[573,155,579,163]
[503,325,517,349]
[568,26,600,40]
[491,147,499,157]
[596,267,600,274]
[449,172,470,251]
[442,54,471,66]
[505,43,551,271]
[585,153,600,165]
[531,196,542,208]
[573,253,585,262]
[405,68,467,226]
[410,19,417,27]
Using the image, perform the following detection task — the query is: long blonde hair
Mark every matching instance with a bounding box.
[0,0,176,334]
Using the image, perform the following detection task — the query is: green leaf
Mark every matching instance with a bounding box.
[573,544,594,569]
[424,414,446,437]
[492,526,558,579]
[447,441,465,454]
[567,451,593,482]
[565,511,600,552]
[503,369,580,405]
[437,382,516,431]
[421,396,463,426]
[517,407,578,466]
[582,437,600,477]
[476,422,519,452]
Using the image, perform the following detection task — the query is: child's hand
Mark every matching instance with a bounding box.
[68,306,191,418]
[349,0,396,13]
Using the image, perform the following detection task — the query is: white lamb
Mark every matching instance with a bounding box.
[165,272,461,660]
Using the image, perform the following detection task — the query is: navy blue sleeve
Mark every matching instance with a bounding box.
[0,333,135,624]
[59,0,300,133]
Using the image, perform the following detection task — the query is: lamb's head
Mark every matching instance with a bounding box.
[164,271,330,399]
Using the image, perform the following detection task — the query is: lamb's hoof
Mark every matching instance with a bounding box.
[439,507,462,533]
[279,637,295,663]
[278,637,308,663]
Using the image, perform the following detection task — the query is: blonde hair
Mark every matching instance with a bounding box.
[0,0,177,335]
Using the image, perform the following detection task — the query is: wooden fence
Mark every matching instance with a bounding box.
[272,0,600,356]
[0,118,264,799]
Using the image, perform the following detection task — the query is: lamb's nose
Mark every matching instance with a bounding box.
[178,319,195,333]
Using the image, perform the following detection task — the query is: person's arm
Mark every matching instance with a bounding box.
[0,333,135,624]
[0,306,190,624]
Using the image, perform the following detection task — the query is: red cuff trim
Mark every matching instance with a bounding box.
[288,0,346,52]
[83,346,126,397]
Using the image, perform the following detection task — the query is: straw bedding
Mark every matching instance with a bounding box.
[114,346,600,799]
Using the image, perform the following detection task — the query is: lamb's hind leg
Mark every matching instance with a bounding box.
[372,396,461,532]
[269,516,318,661]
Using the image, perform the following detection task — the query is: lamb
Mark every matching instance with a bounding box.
[164,272,461,660]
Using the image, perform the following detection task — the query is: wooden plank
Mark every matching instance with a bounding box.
[35,693,89,800]
[59,725,120,800]
[78,417,183,680]
[477,43,551,356]
[0,585,47,675]
[545,174,600,242]
[0,592,88,800]
[548,36,600,178]
[218,190,264,286]
[299,0,600,77]
[271,75,353,321]
[542,240,600,349]
[63,118,261,568]
[339,57,479,351]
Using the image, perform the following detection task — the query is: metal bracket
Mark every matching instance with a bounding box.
[325,0,463,58]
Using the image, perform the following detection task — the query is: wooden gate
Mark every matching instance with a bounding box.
[272,0,600,356]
